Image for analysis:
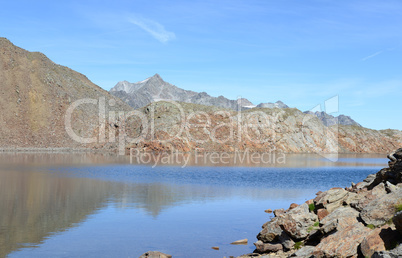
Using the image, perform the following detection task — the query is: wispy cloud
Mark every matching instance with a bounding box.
[128,16,175,43]
[361,48,396,61]
[361,50,385,61]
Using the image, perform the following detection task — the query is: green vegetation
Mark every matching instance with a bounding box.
[395,203,402,213]
[294,241,304,250]
[308,203,315,212]
[313,221,320,227]
[366,224,375,229]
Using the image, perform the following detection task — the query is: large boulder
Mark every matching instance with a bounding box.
[319,206,359,233]
[373,244,402,258]
[313,222,371,257]
[350,183,387,211]
[360,225,400,257]
[257,217,283,243]
[313,188,349,212]
[393,211,402,234]
[360,187,402,226]
[279,203,318,240]
[254,240,283,253]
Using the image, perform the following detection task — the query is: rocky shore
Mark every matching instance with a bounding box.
[237,148,402,258]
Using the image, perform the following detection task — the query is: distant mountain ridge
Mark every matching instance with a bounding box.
[304,111,361,127]
[110,74,362,127]
[110,74,253,110]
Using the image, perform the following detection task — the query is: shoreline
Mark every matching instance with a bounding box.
[236,148,402,257]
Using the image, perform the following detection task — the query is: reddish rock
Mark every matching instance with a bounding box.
[289,203,299,210]
[265,209,272,213]
[254,240,283,253]
[273,209,285,217]
[305,199,314,205]
[320,207,359,232]
[313,222,371,257]
[360,225,400,257]
[317,208,329,220]
[360,187,402,226]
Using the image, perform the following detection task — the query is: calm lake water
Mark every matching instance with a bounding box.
[0,152,387,258]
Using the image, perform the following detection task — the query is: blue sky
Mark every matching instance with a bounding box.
[1,0,401,130]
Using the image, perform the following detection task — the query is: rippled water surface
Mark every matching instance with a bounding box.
[0,152,387,258]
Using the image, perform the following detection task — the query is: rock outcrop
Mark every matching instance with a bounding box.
[238,148,402,257]
[125,101,402,154]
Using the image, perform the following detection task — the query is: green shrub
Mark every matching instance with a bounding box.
[313,221,320,227]
[308,203,315,212]
[366,224,375,229]
[395,204,402,212]
[294,241,304,250]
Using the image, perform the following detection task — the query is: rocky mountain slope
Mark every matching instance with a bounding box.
[304,111,361,127]
[238,148,402,257]
[111,75,363,127]
[110,74,255,110]
[0,38,132,149]
[124,101,402,154]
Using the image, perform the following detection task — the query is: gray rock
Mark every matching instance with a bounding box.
[314,188,349,212]
[393,211,402,233]
[350,183,387,211]
[360,187,402,226]
[291,245,315,257]
[373,244,402,258]
[279,203,318,240]
[320,207,359,233]
[254,240,283,253]
[258,217,283,243]
[139,251,172,258]
[278,231,294,250]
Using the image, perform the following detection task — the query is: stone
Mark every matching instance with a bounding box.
[278,231,294,250]
[320,207,359,232]
[212,246,219,250]
[343,192,359,205]
[350,183,387,211]
[139,251,172,258]
[393,211,402,234]
[291,246,315,257]
[265,209,273,213]
[360,188,402,226]
[313,188,348,212]
[258,218,283,242]
[305,199,313,205]
[373,244,402,258]
[360,225,400,257]
[316,208,329,220]
[254,240,283,253]
[231,239,248,245]
[313,222,371,257]
[289,203,298,210]
[273,209,285,217]
[279,203,318,240]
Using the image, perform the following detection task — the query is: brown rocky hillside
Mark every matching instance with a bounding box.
[0,38,132,149]
[125,101,402,154]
